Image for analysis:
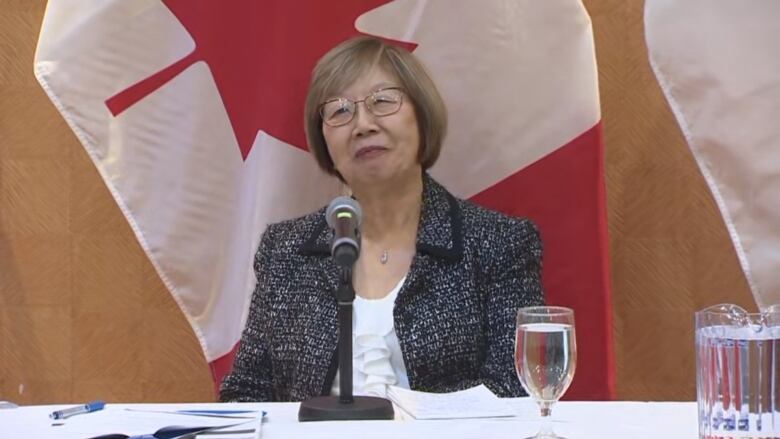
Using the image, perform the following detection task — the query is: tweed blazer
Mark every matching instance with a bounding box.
[219,175,544,402]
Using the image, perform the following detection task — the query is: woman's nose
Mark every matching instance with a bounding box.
[352,102,378,135]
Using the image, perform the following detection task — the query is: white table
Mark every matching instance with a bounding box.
[0,400,699,439]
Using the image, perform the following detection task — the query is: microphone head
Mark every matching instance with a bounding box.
[326,196,362,228]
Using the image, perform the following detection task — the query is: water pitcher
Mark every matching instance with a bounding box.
[696,304,780,438]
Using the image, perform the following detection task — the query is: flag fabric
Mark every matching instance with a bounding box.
[645,0,780,310]
[35,0,613,400]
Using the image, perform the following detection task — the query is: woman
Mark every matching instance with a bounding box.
[220,36,543,402]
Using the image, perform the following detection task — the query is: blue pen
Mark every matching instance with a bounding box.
[49,400,105,420]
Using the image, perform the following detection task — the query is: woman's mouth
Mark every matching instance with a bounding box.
[355,145,388,160]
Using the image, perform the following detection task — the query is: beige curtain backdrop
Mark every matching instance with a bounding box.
[0,0,755,403]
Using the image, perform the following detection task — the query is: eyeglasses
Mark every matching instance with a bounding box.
[319,87,404,127]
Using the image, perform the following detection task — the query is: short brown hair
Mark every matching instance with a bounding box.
[305,36,447,178]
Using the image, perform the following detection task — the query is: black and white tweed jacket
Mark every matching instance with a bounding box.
[219,175,544,402]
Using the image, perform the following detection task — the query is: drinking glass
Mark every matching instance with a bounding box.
[515,306,577,439]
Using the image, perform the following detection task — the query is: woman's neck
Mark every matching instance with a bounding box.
[351,173,424,241]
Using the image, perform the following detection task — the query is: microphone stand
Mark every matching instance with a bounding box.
[298,266,395,421]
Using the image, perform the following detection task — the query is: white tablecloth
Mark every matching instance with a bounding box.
[0,400,699,439]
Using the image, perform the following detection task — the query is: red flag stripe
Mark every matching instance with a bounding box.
[471,122,615,400]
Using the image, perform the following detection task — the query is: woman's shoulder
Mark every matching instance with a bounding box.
[424,174,537,238]
[455,196,540,244]
[453,197,543,276]
[421,175,541,258]
[258,206,327,255]
[266,206,325,233]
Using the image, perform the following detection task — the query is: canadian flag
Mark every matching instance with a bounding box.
[645,0,780,311]
[35,0,614,400]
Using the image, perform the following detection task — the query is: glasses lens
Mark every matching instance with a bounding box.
[321,99,354,126]
[368,89,402,116]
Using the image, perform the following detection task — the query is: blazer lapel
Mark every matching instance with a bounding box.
[299,214,342,300]
[415,175,464,261]
[399,175,465,305]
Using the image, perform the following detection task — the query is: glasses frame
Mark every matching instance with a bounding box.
[319,87,405,127]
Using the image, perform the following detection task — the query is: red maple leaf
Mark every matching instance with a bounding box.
[105,0,416,160]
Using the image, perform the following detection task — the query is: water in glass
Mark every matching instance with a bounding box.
[516,322,576,403]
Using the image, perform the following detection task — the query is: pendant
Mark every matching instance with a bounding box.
[380,249,389,265]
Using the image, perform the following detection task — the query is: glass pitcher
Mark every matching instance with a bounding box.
[696,304,780,438]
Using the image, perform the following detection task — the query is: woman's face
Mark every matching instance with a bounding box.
[322,67,421,190]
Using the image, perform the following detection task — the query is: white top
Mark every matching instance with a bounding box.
[331,276,410,398]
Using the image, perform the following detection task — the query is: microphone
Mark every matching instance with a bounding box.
[300,195,394,422]
[325,196,362,267]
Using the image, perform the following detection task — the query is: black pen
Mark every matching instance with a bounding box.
[49,400,105,420]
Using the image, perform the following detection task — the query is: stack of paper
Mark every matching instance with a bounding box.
[386,385,517,420]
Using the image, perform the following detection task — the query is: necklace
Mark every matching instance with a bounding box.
[380,249,389,265]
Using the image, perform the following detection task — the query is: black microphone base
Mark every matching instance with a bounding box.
[298,395,394,421]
